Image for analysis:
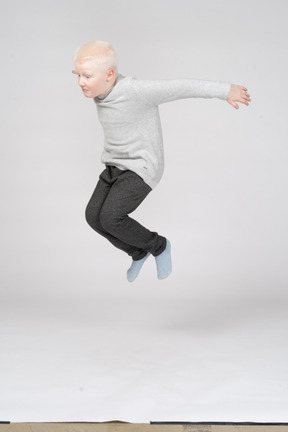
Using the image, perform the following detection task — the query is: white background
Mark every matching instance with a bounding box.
[0,0,288,423]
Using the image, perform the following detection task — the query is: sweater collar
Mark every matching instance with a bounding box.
[94,73,124,102]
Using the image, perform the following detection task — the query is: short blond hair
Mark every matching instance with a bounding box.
[74,40,118,74]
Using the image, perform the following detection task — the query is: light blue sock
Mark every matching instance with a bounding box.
[127,253,151,282]
[155,240,172,280]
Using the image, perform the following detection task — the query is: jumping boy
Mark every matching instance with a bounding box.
[72,40,251,282]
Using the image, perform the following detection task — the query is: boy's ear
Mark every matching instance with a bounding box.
[106,68,115,81]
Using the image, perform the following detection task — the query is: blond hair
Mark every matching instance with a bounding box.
[74,40,118,74]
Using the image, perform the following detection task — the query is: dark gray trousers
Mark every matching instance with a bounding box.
[85,166,166,261]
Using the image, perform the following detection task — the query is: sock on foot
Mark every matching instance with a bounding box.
[127,253,151,282]
[155,240,172,280]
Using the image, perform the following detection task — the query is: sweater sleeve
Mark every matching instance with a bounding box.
[132,78,231,106]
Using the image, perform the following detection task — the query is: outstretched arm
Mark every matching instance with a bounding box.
[134,78,231,105]
[226,84,251,109]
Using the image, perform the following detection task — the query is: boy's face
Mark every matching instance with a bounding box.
[73,60,114,98]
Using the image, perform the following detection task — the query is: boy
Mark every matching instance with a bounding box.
[72,40,251,282]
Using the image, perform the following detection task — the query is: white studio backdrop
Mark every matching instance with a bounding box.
[0,0,288,423]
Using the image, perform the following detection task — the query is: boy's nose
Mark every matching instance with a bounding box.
[78,77,85,87]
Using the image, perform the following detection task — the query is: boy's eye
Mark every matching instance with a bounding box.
[85,75,91,79]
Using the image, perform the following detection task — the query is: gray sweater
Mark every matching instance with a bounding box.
[94,75,231,189]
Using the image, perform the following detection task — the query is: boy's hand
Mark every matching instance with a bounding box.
[226,84,251,109]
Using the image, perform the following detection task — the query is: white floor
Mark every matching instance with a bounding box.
[1,269,288,423]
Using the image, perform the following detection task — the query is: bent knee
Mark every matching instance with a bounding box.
[85,204,100,230]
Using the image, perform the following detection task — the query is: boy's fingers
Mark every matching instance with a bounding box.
[238,98,248,106]
[228,85,250,108]
[230,100,239,109]
[227,99,239,109]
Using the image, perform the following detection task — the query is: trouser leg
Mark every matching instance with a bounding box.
[85,166,166,260]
